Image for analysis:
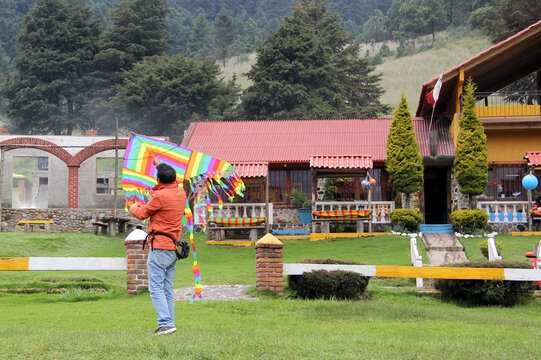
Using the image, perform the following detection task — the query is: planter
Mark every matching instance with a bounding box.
[298,208,312,224]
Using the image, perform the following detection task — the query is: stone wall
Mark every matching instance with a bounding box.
[0,208,142,233]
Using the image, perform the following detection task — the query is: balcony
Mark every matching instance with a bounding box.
[470,91,541,130]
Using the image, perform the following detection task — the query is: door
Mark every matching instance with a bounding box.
[423,167,449,224]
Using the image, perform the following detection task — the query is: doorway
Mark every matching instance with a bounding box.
[423,167,448,224]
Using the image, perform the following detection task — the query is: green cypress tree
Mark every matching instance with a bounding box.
[386,95,424,209]
[454,79,488,208]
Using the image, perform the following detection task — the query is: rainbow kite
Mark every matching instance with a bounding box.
[122,133,245,302]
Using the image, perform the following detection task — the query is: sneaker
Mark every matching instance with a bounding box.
[152,326,177,335]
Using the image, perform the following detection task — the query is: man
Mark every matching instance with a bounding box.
[130,157,186,335]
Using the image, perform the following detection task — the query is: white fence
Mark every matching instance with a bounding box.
[194,203,273,225]
[410,237,423,288]
[314,201,395,223]
[477,201,528,223]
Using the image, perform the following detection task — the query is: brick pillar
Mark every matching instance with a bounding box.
[67,165,79,208]
[124,238,149,295]
[255,233,284,295]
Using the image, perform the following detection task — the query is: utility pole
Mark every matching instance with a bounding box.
[113,116,119,217]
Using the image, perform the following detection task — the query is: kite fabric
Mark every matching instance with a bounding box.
[122,133,245,302]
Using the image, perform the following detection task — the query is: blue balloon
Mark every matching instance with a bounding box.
[522,174,539,190]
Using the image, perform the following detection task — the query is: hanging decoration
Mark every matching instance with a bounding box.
[122,133,245,302]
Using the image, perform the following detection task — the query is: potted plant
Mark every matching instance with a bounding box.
[290,188,312,224]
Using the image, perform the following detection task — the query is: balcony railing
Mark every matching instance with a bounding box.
[477,201,528,223]
[470,91,541,119]
[314,201,396,223]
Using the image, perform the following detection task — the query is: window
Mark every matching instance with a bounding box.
[485,163,525,200]
[269,168,311,205]
[96,158,123,195]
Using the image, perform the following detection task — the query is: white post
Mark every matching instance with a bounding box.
[410,237,423,288]
[488,237,502,261]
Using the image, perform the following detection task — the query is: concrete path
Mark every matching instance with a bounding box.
[422,233,468,266]
[173,284,259,301]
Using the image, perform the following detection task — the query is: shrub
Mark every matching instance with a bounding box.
[450,209,488,234]
[290,188,311,208]
[434,260,535,307]
[389,209,423,231]
[288,259,369,300]
[478,240,503,259]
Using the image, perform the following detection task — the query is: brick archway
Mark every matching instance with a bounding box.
[0,137,128,208]
[67,139,128,208]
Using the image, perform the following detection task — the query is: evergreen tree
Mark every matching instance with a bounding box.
[188,13,213,60]
[86,0,171,133]
[117,55,240,139]
[242,0,389,120]
[214,9,236,66]
[385,95,424,209]
[1,0,101,134]
[454,79,488,208]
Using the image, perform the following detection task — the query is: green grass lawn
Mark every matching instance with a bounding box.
[460,234,539,262]
[1,232,540,359]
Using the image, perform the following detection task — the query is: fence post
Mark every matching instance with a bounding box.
[124,229,149,295]
[255,233,284,295]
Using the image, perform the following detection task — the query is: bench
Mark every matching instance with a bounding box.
[311,210,372,233]
[18,220,54,233]
[207,217,267,242]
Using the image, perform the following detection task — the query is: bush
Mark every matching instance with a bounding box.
[478,240,503,259]
[288,259,369,300]
[290,188,311,208]
[450,209,488,234]
[389,209,423,231]
[434,260,535,307]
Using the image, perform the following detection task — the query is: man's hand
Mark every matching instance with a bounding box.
[153,156,161,167]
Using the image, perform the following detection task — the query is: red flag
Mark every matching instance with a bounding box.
[427,72,443,107]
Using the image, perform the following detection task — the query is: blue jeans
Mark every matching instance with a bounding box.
[147,249,177,327]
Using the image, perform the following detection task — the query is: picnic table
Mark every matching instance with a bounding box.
[93,217,135,236]
[311,210,372,233]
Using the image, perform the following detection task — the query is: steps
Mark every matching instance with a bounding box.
[419,224,453,234]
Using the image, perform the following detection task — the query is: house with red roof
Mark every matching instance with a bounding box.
[416,19,541,231]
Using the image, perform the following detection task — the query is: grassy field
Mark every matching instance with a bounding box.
[1,232,540,359]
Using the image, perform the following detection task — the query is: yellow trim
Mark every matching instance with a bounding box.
[310,232,392,241]
[510,231,541,236]
[375,266,505,280]
[18,220,54,224]
[206,240,255,247]
[0,257,29,271]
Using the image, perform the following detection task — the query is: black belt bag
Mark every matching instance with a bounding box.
[144,231,190,260]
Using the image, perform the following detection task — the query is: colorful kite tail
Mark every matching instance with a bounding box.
[184,203,203,303]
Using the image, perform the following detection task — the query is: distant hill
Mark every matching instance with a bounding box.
[221,30,493,116]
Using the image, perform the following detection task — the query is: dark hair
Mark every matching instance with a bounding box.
[156,164,176,183]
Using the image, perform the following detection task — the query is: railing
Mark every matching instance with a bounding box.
[194,203,273,225]
[477,201,528,223]
[471,91,541,119]
[314,201,395,223]
[410,237,423,288]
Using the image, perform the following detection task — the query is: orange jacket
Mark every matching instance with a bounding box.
[129,182,186,250]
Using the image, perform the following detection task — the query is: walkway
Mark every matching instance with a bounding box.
[422,233,468,266]
[173,284,259,301]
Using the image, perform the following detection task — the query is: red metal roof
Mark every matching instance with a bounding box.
[231,162,268,177]
[526,151,541,166]
[181,119,454,163]
[310,155,373,169]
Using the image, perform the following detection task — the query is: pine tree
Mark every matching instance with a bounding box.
[86,0,171,133]
[386,95,424,209]
[454,79,488,208]
[1,0,101,134]
[214,9,236,66]
[188,13,213,60]
[241,0,390,120]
